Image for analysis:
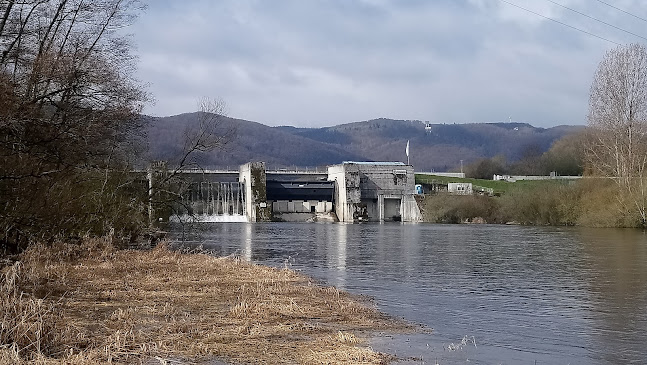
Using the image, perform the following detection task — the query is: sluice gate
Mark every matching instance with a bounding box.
[181,181,246,219]
[150,161,422,223]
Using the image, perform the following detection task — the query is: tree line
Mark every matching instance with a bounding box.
[0,1,231,253]
[463,130,586,179]
[2,0,647,255]
[453,43,647,228]
[0,0,149,253]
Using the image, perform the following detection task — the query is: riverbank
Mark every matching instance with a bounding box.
[0,238,411,364]
[416,177,644,227]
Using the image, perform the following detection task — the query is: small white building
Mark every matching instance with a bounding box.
[448,182,473,195]
[493,174,516,182]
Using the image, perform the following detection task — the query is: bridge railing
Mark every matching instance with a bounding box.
[138,167,329,175]
[266,166,328,174]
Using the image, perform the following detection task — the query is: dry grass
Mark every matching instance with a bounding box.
[0,238,410,364]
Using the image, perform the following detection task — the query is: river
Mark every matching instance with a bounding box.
[171,223,647,364]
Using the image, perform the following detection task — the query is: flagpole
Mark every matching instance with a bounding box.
[406,140,410,165]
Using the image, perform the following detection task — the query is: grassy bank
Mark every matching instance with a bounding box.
[0,239,410,364]
[415,174,563,195]
[417,178,642,227]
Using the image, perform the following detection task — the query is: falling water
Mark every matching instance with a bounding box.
[173,181,247,222]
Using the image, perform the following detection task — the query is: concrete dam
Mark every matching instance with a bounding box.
[154,161,422,223]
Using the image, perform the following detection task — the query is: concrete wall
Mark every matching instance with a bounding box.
[417,172,466,178]
[493,174,582,182]
[448,183,473,195]
[239,162,271,222]
[401,195,421,222]
[328,164,351,222]
[271,200,333,213]
[360,168,412,198]
[328,162,422,223]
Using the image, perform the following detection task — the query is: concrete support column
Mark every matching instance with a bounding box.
[378,194,385,222]
[239,162,271,222]
[402,195,423,222]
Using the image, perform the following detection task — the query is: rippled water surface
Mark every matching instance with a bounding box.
[172,223,647,364]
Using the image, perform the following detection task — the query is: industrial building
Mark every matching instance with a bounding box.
[165,161,422,223]
[327,162,422,223]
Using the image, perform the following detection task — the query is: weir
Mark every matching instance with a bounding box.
[177,181,247,222]
[149,161,422,223]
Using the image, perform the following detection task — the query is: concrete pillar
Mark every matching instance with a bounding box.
[402,195,423,222]
[378,194,385,222]
[239,162,271,222]
[328,164,351,222]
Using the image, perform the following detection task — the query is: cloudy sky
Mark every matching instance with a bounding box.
[131,0,647,127]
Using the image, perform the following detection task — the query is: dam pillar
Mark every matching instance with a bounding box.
[239,162,271,222]
[328,162,422,223]
[328,163,362,223]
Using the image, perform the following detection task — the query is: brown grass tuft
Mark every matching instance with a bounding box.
[0,262,60,360]
[0,240,411,364]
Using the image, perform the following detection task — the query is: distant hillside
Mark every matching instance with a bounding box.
[144,113,366,169]
[145,114,585,171]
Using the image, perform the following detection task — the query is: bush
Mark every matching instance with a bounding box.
[419,194,501,223]
[498,182,576,225]
[419,178,643,227]
[575,178,641,227]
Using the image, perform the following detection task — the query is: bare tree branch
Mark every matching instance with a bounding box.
[0,0,149,252]
[148,97,237,228]
[586,43,647,225]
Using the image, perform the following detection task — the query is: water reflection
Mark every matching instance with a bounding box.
[578,229,647,364]
[329,223,347,289]
[241,223,252,261]
[171,223,647,365]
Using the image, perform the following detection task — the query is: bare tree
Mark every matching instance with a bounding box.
[586,43,647,226]
[148,98,237,230]
[0,0,149,252]
[174,97,234,173]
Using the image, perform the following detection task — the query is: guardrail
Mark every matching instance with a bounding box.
[416,172,466,178]
[266,167,328,174]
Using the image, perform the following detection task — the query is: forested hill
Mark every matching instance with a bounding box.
[145,113,584,171]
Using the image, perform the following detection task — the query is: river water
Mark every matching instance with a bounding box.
[171,223,647,364]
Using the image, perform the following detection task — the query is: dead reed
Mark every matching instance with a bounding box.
[0,238,410,364]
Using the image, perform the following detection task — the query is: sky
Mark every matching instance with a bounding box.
[130,0,647,128]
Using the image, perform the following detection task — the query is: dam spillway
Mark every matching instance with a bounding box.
[180,181,246,222]
[149,162,422,223]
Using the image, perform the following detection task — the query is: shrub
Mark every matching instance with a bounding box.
[420,194,501,223]
[498,182,576,225]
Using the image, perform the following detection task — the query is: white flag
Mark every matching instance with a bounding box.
[406,140,410,157]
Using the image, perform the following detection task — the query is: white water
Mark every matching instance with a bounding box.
[170,214,248,223]
[179,181,246,219]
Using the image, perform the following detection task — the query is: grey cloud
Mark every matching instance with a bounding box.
[131,0,647,127]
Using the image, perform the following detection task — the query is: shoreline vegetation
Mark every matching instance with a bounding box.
[0,238,412,365]
[416,176,643,228]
